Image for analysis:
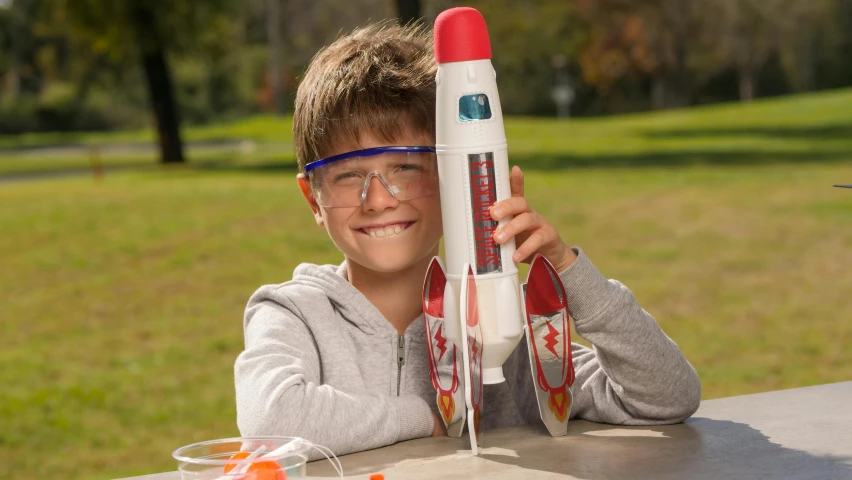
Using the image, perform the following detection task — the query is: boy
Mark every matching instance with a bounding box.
[234,22,701,457]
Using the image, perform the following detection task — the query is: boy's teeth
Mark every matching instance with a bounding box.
[366,223,406,238]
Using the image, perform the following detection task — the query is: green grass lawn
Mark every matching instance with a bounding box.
[2,89,852,480]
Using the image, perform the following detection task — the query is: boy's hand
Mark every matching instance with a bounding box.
[490,166,577,272]
[432,412,447,437]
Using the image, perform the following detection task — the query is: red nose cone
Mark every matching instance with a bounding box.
[434,7,492,64]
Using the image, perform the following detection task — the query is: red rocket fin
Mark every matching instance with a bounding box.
[522,254,575,437]
[459,264,484,453]
[422,257,465,437]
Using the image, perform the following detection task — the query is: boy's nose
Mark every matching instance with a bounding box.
[362,175,399,211]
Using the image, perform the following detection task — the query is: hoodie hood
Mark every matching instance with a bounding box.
[285,260,403,336]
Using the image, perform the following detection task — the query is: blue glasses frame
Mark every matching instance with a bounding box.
[304,146,437,174]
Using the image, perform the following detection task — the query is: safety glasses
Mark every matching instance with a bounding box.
[305,146,439,208]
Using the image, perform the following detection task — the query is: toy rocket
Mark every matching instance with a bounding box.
[422,7,576,455]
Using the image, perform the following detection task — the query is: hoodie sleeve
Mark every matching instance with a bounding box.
[234,298,434,458]
[511,247,701,425]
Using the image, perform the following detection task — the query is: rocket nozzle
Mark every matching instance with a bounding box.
[434,7,492,64]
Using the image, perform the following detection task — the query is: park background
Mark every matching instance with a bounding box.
[1,0,851,479]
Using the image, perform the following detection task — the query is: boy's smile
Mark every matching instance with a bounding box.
[357,220,416,238]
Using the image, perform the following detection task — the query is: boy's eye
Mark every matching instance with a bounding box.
[395,164,424,173]
[333,171,363,183]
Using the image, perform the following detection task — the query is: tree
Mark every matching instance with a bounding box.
[466,0,583,115]
[774,0,834,93]
[701,0,784,102]
[133,3,183,163]
[634,0,698,109]
[572,0,704,110]
[267,0,286,114]
[573,0,664,110]
[58,0,239,163]
[0,0,41,101]
[396,0,421,24]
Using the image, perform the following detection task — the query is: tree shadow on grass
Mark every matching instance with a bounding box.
[641,122,852,141]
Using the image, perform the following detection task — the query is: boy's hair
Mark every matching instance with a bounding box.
[293,21,437,170]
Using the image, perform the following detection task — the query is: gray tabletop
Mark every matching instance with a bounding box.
[122,381,852,479]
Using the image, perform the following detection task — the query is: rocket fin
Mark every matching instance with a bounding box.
[521,254,575,437]
[459,264,484,454]
[422,257,466,437]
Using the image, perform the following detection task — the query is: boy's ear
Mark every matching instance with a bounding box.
[296,173,325,227]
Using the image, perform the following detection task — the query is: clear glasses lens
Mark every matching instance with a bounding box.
[310,151,438,207]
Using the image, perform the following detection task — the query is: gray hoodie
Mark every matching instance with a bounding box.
[234,247,701,457]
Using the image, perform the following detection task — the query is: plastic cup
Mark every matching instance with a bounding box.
[172,437,310,479]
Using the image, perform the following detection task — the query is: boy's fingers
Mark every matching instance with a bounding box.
[493,212,537,244]
[510,165,524,197]
[513,229,548,263]
[490,196,530,220]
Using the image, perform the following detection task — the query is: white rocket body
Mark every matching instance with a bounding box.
[424,8,576,452]
[435,55,523,384]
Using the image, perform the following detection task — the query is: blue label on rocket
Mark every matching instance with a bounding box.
[468,152,502,274]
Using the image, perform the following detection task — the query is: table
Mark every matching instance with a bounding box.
[121,381,852,479]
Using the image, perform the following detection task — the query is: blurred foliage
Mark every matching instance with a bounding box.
[0,0,851,133]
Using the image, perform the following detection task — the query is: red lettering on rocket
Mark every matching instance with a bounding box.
[468,152,502,274]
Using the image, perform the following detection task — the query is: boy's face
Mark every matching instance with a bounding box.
[297,131,443,274]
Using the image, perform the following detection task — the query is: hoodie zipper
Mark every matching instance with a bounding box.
[396,334,405,396]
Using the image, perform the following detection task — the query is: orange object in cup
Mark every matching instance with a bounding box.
[223,452,285,479]
[245,460,286,480]
[224,452,252,473]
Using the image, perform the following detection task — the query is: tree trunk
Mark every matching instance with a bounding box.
[6,56,20,101]
[651,77,666,110]
[396,0,422,24]
[72,55,103,125]
[267,0,285,114]
[738,67,756,102]
[668,0,692,108]
[796,26,816,92]
[134,4,184,164]
[141,48,185,163]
